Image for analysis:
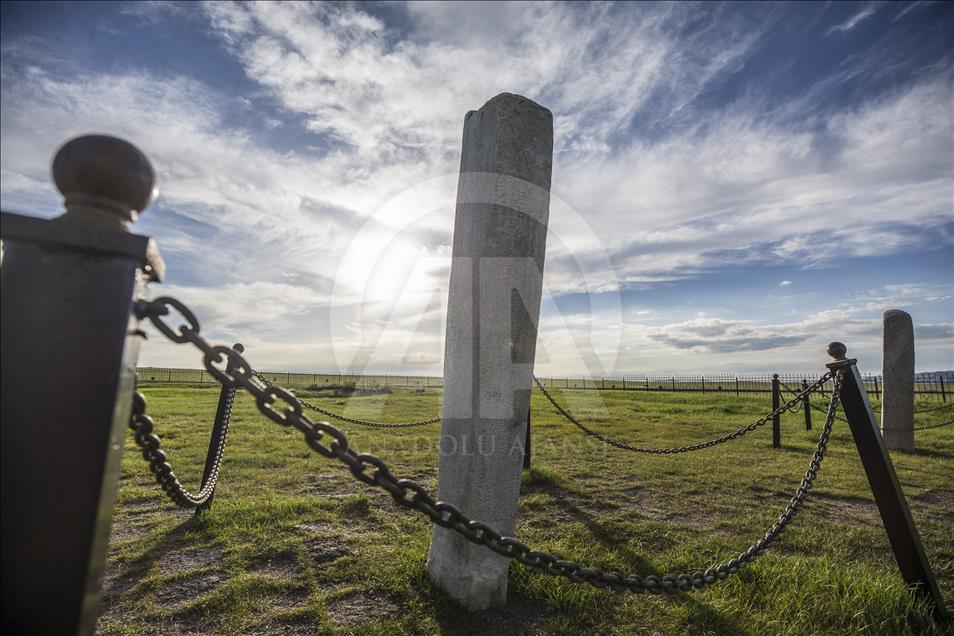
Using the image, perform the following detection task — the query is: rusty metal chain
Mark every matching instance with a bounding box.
[128,382,234,508]
[533,373,833,454]
[252,371,440,428]
[134,295,846,593]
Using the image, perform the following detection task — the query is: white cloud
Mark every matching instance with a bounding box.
[1,2,951,373]
[780,280,792,287]
[826,3,884,35]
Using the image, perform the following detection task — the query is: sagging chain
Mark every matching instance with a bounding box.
[808,399,848,422]
[798,384,951,431]
[134,295,846,594]
[882,420,954,432]
[252,371,440,428]
[777,380,808,414]
[533,373,833,454]
[128,381,234,508]
[911,402,954,415]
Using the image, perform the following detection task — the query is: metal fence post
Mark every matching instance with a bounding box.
[1,135,163,634]
[772,374,781,448]
[940,375,947,403]
[802,378,812,431]
[826,343,948,618]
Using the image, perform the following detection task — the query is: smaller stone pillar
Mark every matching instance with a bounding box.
[881,310,915,451]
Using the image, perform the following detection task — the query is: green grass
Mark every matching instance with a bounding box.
[98,385,954,635]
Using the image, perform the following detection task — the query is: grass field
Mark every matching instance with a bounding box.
[97,384,954,635]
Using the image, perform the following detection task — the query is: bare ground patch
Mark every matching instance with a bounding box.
[244,588,316,634]
[267,587,313,612]
[250,551,303,579]
[154,571,223,606]
[108,517,155,544]
[246,617,317,636]
[326,590,405,627]
[102,562,146,598]
[617,487,720,530]
[160,546,223,576]
[470,592,551,635]
[307,536,354,565]
[621,487,675,520]
[913,489,954,522]
[295,520,335,534]
[915,488,954,508]
[137,608,209,636]
[805,492,879,526]
[122,500,164,515]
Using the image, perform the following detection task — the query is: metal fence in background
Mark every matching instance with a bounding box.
[135,368,950,401]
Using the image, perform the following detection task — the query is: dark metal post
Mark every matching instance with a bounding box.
[827,343,948,618]
[1,136,163,635]
[522,404,532,470]
[195,343,243,516]
[772,374,781,448]
[802,378,812,431]
[873,375,880,400]
[940,375,947,403]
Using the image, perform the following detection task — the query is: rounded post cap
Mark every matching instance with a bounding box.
[52,134,157,225]
[827,342,847,360]
[232,343,245,353]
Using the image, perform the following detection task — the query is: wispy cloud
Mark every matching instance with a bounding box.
[894,1,930,22]
[826,3,884,35]
[1,1,951,373]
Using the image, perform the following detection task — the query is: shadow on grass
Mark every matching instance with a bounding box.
[514,477,745,634]
[123,513,219,583]
[909,447,954,460]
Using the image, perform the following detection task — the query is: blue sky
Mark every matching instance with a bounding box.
[2,1,952,375]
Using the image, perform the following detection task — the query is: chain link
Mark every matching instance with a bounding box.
[135,296,847,594]
[252,372,440,428]
[128,383,234,508]
[533,373,833,454]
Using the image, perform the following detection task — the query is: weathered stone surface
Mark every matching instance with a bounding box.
[882,309,915,452]
[426,93,553,610]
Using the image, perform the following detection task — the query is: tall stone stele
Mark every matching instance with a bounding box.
[881,309,915,451]
[426,93,553,610]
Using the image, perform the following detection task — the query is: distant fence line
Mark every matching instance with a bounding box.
[136,368,950,401]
